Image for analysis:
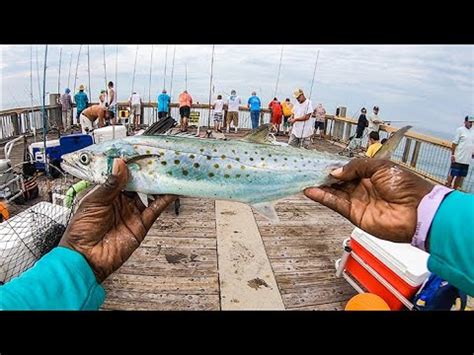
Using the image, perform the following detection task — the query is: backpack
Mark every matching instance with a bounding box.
[412,273,467,311]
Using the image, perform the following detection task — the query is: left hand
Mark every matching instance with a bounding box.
[59,159,177,282]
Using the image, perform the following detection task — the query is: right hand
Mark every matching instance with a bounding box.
[451,155,456,163]
[304,159,434,243]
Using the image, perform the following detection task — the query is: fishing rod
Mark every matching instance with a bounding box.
[102,45,108,91]
[185,63,188,91]
[73,45,83,96]
[35,46,42,111]
[169,45,176,100]
[30,46,36,137]
[299,48,320,148]
[131,45,139,94]
[41,45,49,176]
[274,45,284,98]
[88,45,92,102]
[57,47,62,96]
[163,45,169,91]
[67,51,73,91]
[207,45,215,129]
[148,45,154,123]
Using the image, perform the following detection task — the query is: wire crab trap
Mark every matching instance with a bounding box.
[0,159,84,284]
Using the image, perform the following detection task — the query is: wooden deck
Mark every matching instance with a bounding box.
[1,130,357,310]
[99,132,357,310]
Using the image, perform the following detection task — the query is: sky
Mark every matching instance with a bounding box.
[1,44,473,140]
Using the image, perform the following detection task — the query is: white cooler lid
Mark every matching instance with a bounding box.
[351,227,429,287]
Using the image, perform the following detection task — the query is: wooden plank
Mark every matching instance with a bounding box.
[289,301,349,311]
[101,293,219,310]
[267,257,340,273]
[216,200,284,310]
[102,274,219,295]
[281,280,356,308]
[140,236,216,249]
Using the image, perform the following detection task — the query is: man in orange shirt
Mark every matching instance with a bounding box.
[178,90,193,132]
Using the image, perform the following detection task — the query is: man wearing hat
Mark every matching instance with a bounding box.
[74,85,89,126]
[59,88,73,131]
[288,89,314,149]
[157,89,171,120]
[247,91,262,130]
[446,115,474,190]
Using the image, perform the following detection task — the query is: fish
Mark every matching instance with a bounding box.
[61,125,411,222]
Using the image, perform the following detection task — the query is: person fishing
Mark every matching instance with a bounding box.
[74,84,89,126]
[288,89,314,149]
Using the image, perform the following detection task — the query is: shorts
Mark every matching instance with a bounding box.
[158,111,168,119]
[315,121,325,130]
[283,115,291,128]
[214,112,223,122]
[450,162,469,177]
[108,104,117,118]
[226,111,239,126]
[179,106,191,118]
[288,134,311,149]
[271,114,282,125]
[131,104,141,115]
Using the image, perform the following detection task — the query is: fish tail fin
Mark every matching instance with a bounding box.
[373,125,412,160]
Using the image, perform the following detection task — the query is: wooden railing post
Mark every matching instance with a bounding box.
[410,140,421,167]
[343,122,352,142]
[11,113,20,136]
[402,138,412,163]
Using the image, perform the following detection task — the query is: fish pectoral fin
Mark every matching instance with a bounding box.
[240,124,272,144]
[137,192,149,207]
[251,202,280,223]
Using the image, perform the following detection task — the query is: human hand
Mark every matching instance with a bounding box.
[451,155,456,163]
[59,159,177,282]
[304,159,433,243]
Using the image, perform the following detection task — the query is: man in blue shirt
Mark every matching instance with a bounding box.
[247,91,261,130]
[74,84,89,125]
[157,89,171,119]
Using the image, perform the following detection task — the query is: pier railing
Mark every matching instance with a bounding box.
[1,102,472,192]
[325,114,473,192]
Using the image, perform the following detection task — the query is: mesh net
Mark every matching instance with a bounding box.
[0,159,82,284]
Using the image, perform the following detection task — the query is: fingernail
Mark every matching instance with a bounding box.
[331,167,343,177]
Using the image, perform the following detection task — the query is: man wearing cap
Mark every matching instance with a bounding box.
[288,89,314,149]
[157,89,171,120]
[59,88,73,131]
[74,85,89,126]
[99,90,108,108]
[446,115,474,190]
[226,89,241,133]
[247,91,261,130]
[129,91,142,130]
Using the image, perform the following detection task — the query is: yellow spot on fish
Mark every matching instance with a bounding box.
[214,164,219,169]
[227,165,232,169]
[174,160,180,164]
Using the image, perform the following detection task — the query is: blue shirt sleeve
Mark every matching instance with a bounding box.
[0,247,105,310]
[427,190,474,296]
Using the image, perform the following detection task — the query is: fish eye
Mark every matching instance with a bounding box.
[79,153,90,165]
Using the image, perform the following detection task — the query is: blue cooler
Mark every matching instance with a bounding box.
[60,134,93,156]
[29,140,62,171]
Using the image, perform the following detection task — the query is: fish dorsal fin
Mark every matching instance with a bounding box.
[374,125,412,160]
[251,202,280,223]
[240,124,272,144]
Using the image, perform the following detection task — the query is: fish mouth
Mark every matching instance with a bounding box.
[60,160,91,182]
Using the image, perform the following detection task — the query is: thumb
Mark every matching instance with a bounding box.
[330,158,394,182]
[86,159,129,204]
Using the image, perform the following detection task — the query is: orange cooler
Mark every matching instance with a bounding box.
[345,228,430,310]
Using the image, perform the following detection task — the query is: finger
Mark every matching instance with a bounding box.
[141,194,178,230]
[304,187,351,220]
[86,159,130,204]
[331,158,394,181]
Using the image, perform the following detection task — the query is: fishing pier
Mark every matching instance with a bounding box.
[0,100,471,310]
